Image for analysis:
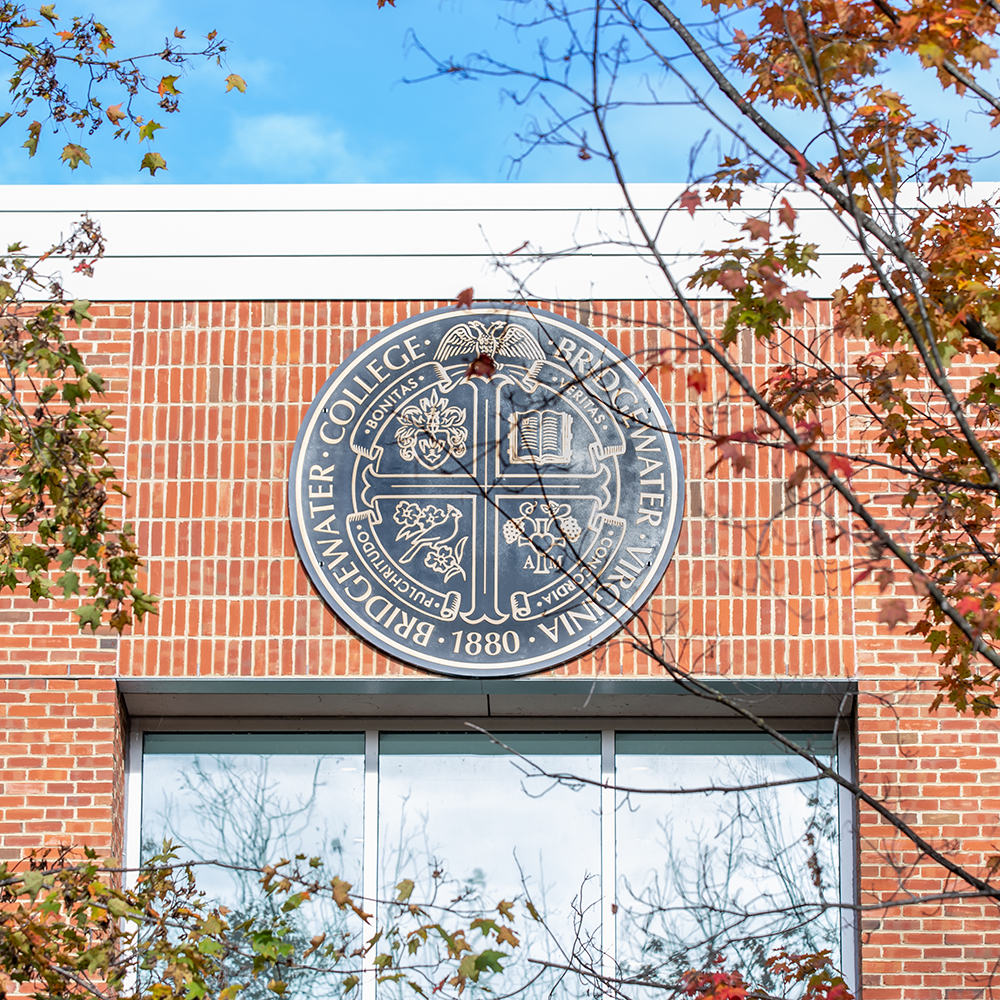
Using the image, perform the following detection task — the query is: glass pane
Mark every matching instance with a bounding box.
[141,733,366,999]
[615,732,841,995]
[378,731,602,1000]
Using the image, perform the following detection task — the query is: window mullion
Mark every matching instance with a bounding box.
[601,729,616,990]
[363,729,379,1000]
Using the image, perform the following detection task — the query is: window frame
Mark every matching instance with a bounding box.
[123,678,859,997]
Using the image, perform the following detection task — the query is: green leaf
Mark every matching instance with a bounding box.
[58,571,80,597]
[23,121,40,158]
[140,151,167,176]
[475,950,507,974]
[68,299,93,325]
[39,4,58,24]
[74,603,103,631]
[158,75,181,95]
[138,120,163,142]
[61,143,91,170]
[395,878,414,902]
[342,977,359,994]
[21,870,48,898]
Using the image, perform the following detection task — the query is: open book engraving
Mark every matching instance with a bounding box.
[508,410,573,465]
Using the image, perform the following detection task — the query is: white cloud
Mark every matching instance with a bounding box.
[227,114,383,182]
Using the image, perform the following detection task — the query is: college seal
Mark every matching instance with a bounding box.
[289,304,684,677]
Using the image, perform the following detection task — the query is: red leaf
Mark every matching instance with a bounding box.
[680,188,701,217]
[778,196,797,230]
[455,287,474,308]
[741,217,771,241]
[956,596,982,617]
[826,454,854,479]
[783,288,811,310]
[465,353,496,380]
[878,599,909,629]
[687,369,709,394]
[717,269,747,292]
[788,146,808,184]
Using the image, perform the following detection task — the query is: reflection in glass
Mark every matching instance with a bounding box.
[378,733,602,1000]
[615,733,841,996]
[142,733,366,998]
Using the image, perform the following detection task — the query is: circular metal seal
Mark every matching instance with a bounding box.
[289,304,684,677]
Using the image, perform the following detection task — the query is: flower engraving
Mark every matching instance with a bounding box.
[393,501,468,584]
[395,390,468,470]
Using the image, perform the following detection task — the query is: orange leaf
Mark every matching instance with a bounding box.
[106,103,126,124]
[687,369,709,394]
[455,287,474,308]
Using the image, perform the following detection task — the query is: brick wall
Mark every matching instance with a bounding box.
[0,299,995,999]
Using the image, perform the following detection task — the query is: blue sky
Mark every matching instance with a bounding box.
[3,0,626,184]
[2,0,995,185]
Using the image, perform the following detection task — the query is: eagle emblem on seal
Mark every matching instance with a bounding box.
[432,321,546,383]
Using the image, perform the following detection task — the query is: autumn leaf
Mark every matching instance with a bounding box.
[138,121,163,142]
[788,146,808,184]
[786,466,809,490]
[39,4,58,24]
[455,287,474,308]
[225,73,247,93]
[687,369,709,394]
[158,75,181,96]
[742,217,771,241]
[496,899,515,921]
[879,599,909,629]
[680,188,701,217]
[60,144,91,170]
[496,926,519,948]
[106,103,126,124]
[140,152,167,175]
[395,879,414,902]
[465,354,496,380]
[825,453,854,479]
[55,29,72,40]
[956,596,982,617]
[330,877,353,908]
[23,121,41,157]
[377,0,396,6]
[173,27,185,38]
[778,196,796,230]
[717,268,747,291]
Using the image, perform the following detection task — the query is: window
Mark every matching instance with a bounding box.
[138,728,852,998]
